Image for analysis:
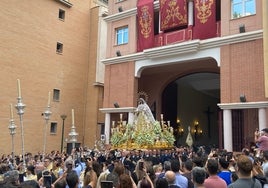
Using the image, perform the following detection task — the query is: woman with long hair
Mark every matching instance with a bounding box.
[131,160,148,185]
[117,174,137,188]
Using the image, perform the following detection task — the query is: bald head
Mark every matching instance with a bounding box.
[165,170,176,184]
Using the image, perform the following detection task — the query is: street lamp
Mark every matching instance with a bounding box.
[60,114,67,153]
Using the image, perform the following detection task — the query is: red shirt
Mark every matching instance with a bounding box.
[258,135,268,151]
[204,175,227,188]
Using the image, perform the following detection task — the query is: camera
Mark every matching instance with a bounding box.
[101,134,106,141]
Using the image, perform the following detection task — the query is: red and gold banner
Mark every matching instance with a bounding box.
[193,0,217,39]
[160,0,188,31]
[137,0,154,52]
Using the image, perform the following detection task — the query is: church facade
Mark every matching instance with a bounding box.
[101,0,268,151]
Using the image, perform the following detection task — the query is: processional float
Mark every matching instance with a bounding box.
[110,98,175,150]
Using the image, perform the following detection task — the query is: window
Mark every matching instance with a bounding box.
[50,122,57,134]
[231,0,256,19]
[59,9,65,20]
[116,27,128,45]
[53,89,60,101]
[56,42,63,53]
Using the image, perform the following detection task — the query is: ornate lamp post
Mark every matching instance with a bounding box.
[42,92,52,161]
[8,104,17,161]
[60,114,67,153]
[15,79,26,171]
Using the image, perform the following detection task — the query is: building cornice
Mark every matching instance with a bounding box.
[218,101,268,110]
[93,82,104,86]
[104,8,137,22]
[143,40,200,59]
[200,30,263,49]
[101,30,263,65]
[99,107,136,113]
[104,1,159,22]
[54,0,73,8]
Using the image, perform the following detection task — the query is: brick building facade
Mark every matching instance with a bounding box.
[0,0,107,154]
[101,0,268,151]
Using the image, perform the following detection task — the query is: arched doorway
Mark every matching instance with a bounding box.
[138,58,220,147]
[162,72,220,147]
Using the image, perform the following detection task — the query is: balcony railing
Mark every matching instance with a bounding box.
[154,21,221,47]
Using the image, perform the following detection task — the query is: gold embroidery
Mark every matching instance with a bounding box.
[195,0,214,24]
[139,5,152,39]
[160,0,168,7]
[161,0,187,29]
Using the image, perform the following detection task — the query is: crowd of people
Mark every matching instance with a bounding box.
[1,128,268,188]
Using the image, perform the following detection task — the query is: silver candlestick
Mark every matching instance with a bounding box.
[42,105,52,162]
[69,123,78,150]
[8,116,17,162]
[15,97,26,172]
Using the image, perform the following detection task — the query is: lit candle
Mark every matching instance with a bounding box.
[170,127,173,133]
[10,103,14,119]
[160,114,163,120]
[17,79,21,98]
[71,109,74,125]
[47,91,51,107]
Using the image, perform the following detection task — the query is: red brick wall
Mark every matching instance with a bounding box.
[103,62,137,108]
[221,39,265,103]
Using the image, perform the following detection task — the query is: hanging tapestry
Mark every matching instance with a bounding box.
[193,0,217,39]
[160,0,188,31]
[137,0,154,52]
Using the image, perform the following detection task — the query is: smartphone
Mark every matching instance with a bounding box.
[101,181,113,188]
[139,161,144,170]
[19,173,24,183]
[43,175,52,188]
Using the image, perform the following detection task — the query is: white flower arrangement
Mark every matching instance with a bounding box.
[162,130,176,145]
[133,131,155,146]
[110,99,175,149]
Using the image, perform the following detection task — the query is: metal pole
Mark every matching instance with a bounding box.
[60,115,67,153]
[42,121,48,161]
[42,106,52,161]
[8,118,16,162]
[15,79,26,172]
[15,97,26,172]
[69,109,78,156]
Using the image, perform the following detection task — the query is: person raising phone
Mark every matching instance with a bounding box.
[255,128,268,153]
